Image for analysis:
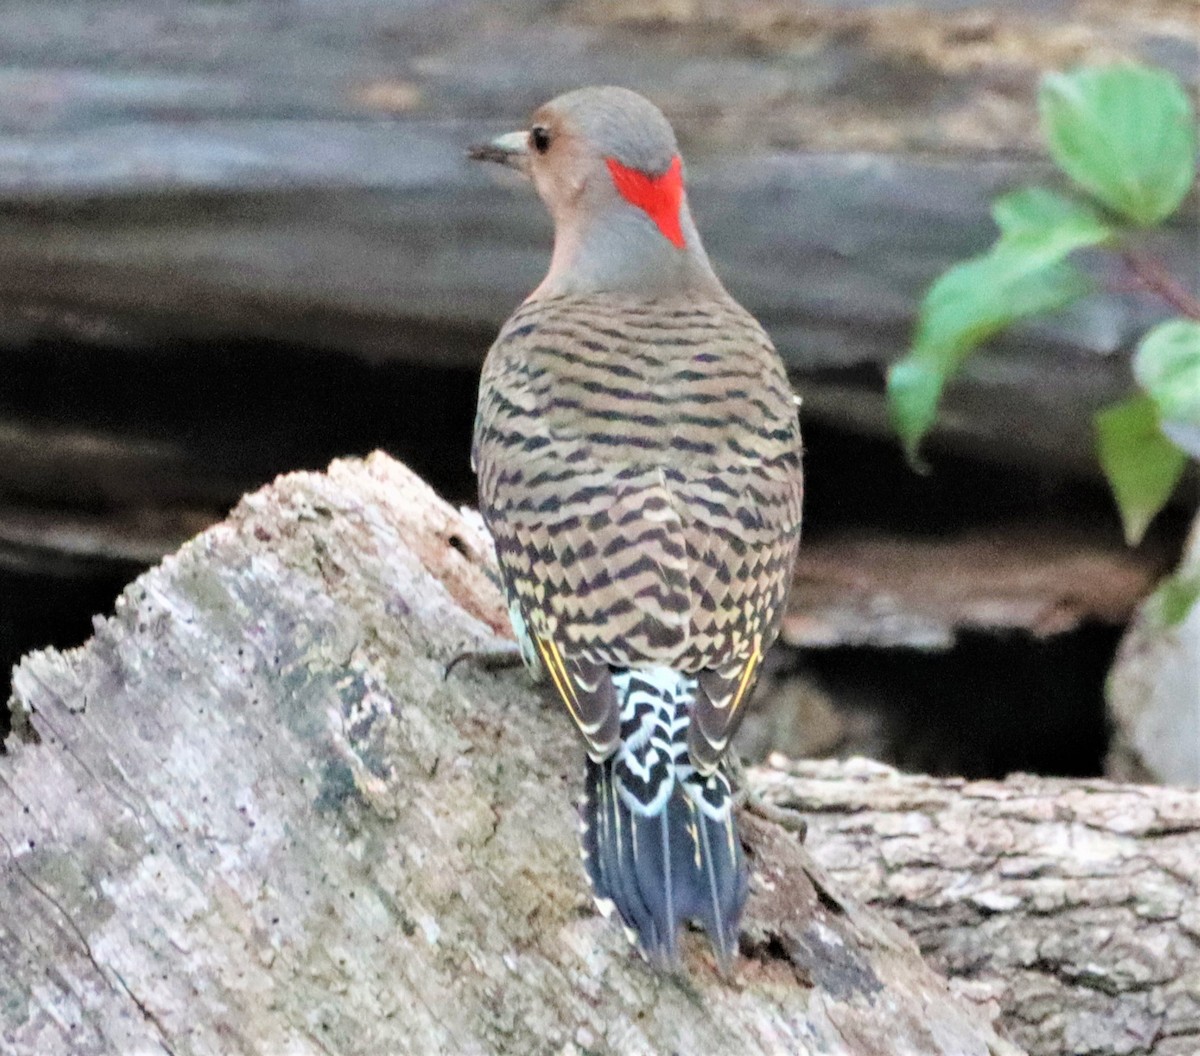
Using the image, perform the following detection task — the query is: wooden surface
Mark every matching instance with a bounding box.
[0,0,1196,479]
[9,451,1200,1046]
[5,452,1199,1053]
[785,523,1170,649]
[755,755,1200,1056]
[1,453,1020,1056]
[1108,514,1200,784]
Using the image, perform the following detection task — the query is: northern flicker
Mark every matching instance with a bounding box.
[469,86,803,970]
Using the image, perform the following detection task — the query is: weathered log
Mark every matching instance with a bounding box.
[755,756,1200,1056]
[785,524,1169,650]
[1107,512,1200,785]
[1,453,1019,1056]
[0,0,1195,484]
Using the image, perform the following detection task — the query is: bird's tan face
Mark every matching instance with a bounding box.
[469,104,600,225]
[525,105,595,221]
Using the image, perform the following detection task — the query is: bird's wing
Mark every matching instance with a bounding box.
[480,449,693,758]
[677,453,804,772]
[474,292,802,765]
[475,304,695,758]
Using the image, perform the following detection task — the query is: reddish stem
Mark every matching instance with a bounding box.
[1121,249,1200,321]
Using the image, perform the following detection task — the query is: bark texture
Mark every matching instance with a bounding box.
[1,453,1019,1056]
[755,757,1200,1056]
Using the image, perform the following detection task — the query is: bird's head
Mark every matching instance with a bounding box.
[470,86,719,296]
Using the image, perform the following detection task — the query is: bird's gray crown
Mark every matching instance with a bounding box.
[544,86,679,175]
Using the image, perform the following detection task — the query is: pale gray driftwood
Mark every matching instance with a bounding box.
[1,453,1019,1056]
[755,756,1200,1056]
[1107,513,1200,785]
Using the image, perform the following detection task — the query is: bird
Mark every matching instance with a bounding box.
[468,86,803,972]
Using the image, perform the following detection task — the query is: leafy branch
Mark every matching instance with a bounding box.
[1121,249,1200,322]
[888,64,1199,553]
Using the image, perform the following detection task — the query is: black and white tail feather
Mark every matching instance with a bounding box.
[580,668,747,971]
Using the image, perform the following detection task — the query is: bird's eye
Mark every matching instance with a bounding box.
[530,125,552,154]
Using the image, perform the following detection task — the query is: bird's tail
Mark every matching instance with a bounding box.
[579,668,747,971]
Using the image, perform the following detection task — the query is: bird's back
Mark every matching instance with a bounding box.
[469,82,805,971]
[474,288,802,968]
[475,289,802,677]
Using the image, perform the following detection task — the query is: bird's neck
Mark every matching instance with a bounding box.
[533,200,724,299]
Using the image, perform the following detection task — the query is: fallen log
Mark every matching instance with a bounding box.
[1,453,1018,1055]
[6,453,1198,1054]
[0,0,1195,483]
[755,757,1200,1056]
[784,524,1169,650]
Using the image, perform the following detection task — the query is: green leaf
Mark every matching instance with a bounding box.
[889,250,1091,463]
[1134,319,1200,457]
[1095,395,1188,545]
[1153,572,1200,628]
[911,253,1090,357]
[887,359,943,467]
[1040,65,1198,226]
[991,188,1116,261]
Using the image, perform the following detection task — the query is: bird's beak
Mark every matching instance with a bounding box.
[467,131,531,175]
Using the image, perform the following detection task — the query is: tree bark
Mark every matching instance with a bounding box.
[754,757,1200,1056]
[1,453,1019,1056]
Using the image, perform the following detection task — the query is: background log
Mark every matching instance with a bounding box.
[0,0,1195,482]
[784,524,1167,650]
[2,453,1019,1056]
[755,756,1200,1056]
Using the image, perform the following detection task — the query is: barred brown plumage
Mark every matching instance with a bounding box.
[470,86,803,972]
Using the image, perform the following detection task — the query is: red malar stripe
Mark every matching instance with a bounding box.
[605,154,685,249]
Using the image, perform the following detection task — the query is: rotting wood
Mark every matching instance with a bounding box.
[1107,512,1200,785]
[784,524,1171,650]
[755,755,1200,1056]
[1,453,1021,1056]
[6,453,1198,1053]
